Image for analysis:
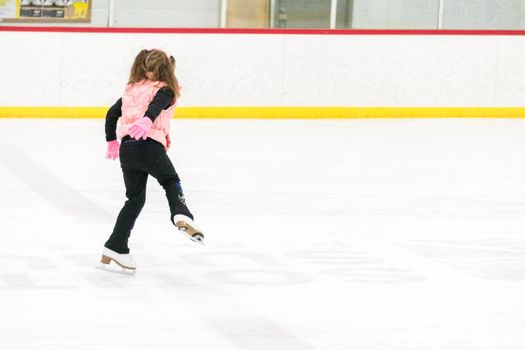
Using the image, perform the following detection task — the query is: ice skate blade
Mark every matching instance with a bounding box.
[179,228,205,246]
[96,263,136,275]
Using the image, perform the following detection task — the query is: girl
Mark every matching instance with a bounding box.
[101,49,204,271]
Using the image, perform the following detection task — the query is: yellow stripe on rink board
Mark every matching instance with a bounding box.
[0,107,525,119]
[179,107,525,119]
[0,107,108,119]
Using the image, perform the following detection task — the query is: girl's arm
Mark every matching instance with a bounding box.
[105,98,122,141]
[144,88,174,122]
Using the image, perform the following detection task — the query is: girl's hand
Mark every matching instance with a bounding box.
[105,140,119,160]
[129,117,153,140]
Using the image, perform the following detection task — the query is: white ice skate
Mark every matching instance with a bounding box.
[173,214,204,245]
[99,247,137,271]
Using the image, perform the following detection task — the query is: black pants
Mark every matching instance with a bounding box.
[105,137,193,254]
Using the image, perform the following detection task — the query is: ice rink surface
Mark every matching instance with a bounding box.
[0,118,524,350]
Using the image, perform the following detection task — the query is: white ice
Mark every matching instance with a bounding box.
[0,118,524,350]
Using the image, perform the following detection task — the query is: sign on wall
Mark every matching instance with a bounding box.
[0,0,91,22]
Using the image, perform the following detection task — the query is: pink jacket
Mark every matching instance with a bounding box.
[117,79,175,149]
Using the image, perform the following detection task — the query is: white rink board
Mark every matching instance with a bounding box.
[0,118,525,350]
[0,31,524,107]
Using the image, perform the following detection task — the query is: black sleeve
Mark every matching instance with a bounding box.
[105,98,122,142]
[144,88,174,122]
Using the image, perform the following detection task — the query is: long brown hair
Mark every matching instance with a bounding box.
[128,49,180,103]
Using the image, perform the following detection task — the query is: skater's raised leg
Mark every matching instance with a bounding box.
[148,147,204,244]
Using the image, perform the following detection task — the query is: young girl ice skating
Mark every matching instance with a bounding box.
[101,49,204,271]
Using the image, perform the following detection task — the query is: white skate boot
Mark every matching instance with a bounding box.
[173,214,204,245]
[100,247,137,271]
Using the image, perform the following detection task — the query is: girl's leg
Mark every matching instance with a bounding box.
[147,149,193,221]
[144,140,203,243]
[152,161,204,243]
[104,170,148,254]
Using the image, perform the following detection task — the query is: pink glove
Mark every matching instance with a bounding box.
[105,140,119,160]
[128,117,153,140]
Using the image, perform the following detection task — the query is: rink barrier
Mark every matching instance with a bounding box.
[0,107,524,118]
[1,27,524,113]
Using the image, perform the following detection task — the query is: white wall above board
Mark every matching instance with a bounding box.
[0,31,524,107]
